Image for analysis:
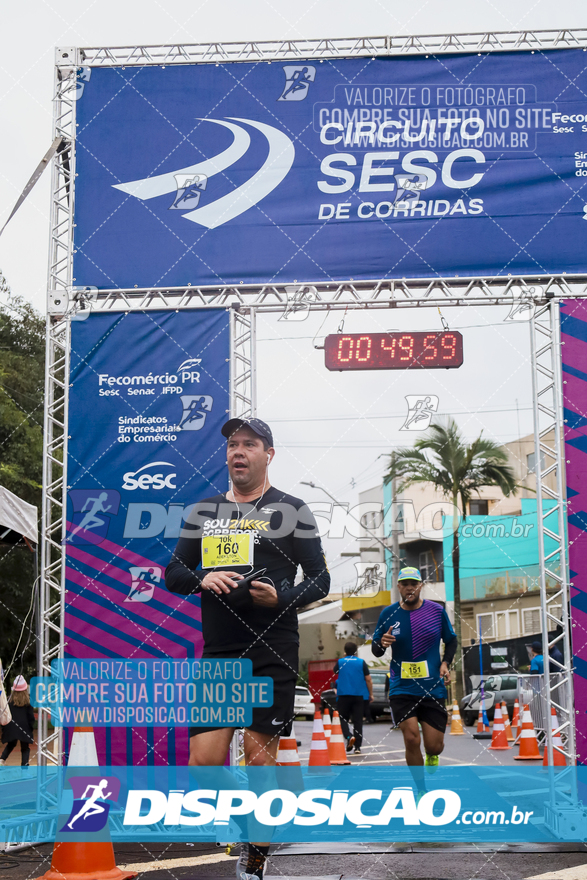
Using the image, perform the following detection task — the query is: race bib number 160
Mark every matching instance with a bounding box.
[201,534,254,568]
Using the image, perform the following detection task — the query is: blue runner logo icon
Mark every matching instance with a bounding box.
[60,776,121,833]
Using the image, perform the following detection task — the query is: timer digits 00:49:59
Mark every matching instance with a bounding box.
[324,331,464,371]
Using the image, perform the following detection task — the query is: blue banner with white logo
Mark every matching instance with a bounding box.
[73,50,587,286]
[65,309,229,764]
[2,767,586,842]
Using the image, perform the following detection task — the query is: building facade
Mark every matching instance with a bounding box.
[348,432,562,665]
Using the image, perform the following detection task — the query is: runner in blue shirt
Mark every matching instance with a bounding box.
[333,642,373,755]
[529,641,544,673]
[372,567,457,770]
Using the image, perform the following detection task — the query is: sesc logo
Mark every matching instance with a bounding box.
[122,462,177,491]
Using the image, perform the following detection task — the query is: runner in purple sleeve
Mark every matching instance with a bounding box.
[371,567,457,776]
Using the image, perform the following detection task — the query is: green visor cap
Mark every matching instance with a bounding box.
[397,567,422,582]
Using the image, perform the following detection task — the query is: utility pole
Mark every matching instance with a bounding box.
[390,451,400,604]
[300,480,400,564]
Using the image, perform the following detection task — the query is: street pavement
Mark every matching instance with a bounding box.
[2,718,583,880]
[294,717,523,766]
[3,841,587,880]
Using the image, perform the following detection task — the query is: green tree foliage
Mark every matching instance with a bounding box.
[384,420,517,701]
[0,293,45,680]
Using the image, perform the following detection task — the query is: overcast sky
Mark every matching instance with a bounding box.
[1,0,583,588]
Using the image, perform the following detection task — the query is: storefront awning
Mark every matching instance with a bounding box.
[298,599,343,624]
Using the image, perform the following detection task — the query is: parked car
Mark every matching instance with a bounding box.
[320,686,337,716]
[294,685,315,720]
[320,668,390,720]
[460,674,519,726]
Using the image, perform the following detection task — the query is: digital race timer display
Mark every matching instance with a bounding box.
[324,331,463,371]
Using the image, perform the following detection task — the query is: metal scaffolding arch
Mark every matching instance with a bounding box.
[35,32,587,842]
[58,29,587,68]
[530,301,581,833]
[230,306,256,420]
[38,53,77,775]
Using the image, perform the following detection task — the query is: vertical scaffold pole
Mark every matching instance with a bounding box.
[228,307,256,767]
[38,50,78,786]
[530,299,576,813]
[230,307,256,419]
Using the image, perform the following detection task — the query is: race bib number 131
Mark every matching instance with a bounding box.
[202,534,253,568]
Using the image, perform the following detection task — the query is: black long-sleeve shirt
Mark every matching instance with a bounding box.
[165,487,330,651]
[2,703,35,744]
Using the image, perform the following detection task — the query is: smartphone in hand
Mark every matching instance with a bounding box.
[233,568,268,589]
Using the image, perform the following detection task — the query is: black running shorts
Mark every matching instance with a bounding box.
[389,694,448,733]
[189,642,298,739]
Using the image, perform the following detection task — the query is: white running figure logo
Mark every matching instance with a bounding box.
[67,492,112,541]
[67,779,112,829]
[401,396,439,431]
[404,396,435,429]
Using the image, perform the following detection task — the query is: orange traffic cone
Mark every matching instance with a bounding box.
[543,706,566,766]
[308,709,331,768]
[501,701,514,742]
[328,711,351,765]
[449,700,465,735]
[514,704,542,760]
[477,707,490,733]
[512,699,521,736]
[323,708,332,743]
[35,843,136,880]
[276,723,301,766]
[488,704,511,750]
[34,727,137,880]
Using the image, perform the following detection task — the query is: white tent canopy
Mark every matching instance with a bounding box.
[0,485,38,544]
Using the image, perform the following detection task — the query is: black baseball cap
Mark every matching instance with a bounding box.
[221,417,274,447]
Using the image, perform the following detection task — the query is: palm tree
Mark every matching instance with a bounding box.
[384,419,517,701]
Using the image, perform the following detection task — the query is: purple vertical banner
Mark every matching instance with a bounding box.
[65,309,230,765]
[561,300,587,764]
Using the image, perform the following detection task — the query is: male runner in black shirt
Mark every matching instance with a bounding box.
[165,417,330,879]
